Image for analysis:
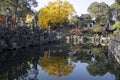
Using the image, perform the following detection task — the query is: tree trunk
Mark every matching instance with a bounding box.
[14,0,19,28]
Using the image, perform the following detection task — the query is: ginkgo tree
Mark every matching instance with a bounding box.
[37,0,75,29]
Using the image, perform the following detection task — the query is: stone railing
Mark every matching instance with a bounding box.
[65,34,108,46]
[108,34,120,64]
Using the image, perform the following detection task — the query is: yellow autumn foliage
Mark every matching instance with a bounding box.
[25,13,34,23]
[38,51,74,77]
[37,0,74,29]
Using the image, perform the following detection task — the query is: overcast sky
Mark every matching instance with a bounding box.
[35,0,115,16]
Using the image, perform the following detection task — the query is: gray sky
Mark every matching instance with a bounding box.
[35,0,115,15]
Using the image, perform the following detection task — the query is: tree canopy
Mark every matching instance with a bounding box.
[87,2,110,33]
[111,2,120,8]
[110,2,120,21]
[0,0,38,17]
[37,0,75,29]
[115,0,120,5]
[87,2,110,18]
[113,21,120,34]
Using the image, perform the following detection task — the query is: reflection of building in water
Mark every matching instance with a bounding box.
[67,51,76,66]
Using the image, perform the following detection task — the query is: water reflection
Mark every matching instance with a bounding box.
[39,52,74,77]
[0,43,119,80]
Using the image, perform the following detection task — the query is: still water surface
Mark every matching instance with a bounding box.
[0,43,119,80]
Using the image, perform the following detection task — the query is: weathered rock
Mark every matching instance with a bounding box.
[0,39,8,51]
[0,26,64,52]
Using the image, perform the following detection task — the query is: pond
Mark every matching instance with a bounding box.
[0,43,119,80]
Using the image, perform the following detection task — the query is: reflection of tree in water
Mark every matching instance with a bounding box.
[38,51,74,77]
[0,46,42,80]
[0,60,30,80]
[86,50,120,80]
[92,47,103,56]
[87,61,109,76]
[86,47,113,76]
[0,43,119,80]
[4,57,39,80]
[71,45,114,77]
